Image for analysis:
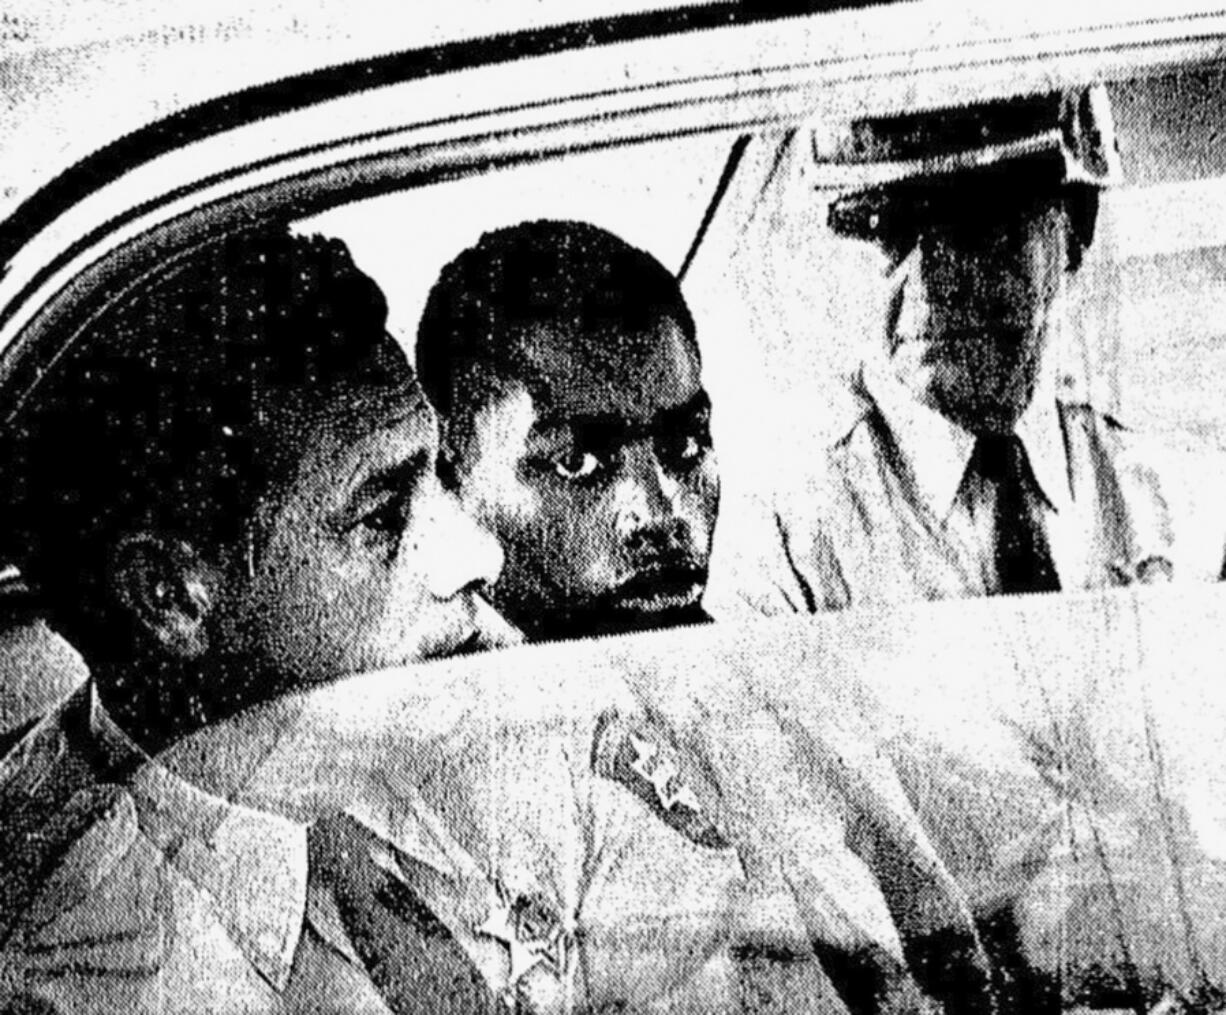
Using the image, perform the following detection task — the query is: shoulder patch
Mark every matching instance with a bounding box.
[590,710,729,850]
[1,786,170,978]
[22,821,172,976]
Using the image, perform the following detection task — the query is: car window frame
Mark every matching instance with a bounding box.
[1,2,1224,429]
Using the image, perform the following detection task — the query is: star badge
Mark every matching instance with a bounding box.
[475,883,570,989]
[628,732,700,814]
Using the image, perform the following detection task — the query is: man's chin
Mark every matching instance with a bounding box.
[616,600,712,634]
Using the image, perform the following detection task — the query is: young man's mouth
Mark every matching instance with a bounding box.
[610,565,707,615]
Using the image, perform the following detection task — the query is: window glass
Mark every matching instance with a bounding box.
[293,71,1226,588]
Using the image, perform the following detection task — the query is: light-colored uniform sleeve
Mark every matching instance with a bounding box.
[706,485,851,620]
[310,703,848,1014]
[620,644,994,1015]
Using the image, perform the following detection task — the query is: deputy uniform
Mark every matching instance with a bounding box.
[148,649,989,1013]
[757,359,1178,612]
[712,87,1207,616]
[0,684,393,1014]
[0,660,884,1014]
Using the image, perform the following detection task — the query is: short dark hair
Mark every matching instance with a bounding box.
[415,219,696,421]
[1,228,395,653]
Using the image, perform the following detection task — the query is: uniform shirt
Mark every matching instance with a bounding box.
[0,658,991,1014]
[157,652,984,1014]
[848,355,1174,594]
[709,355,1180,617]
[0,684,388,1014]
[155,663,834,1013]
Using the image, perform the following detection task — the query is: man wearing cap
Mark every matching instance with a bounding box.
[758,86,1179,609]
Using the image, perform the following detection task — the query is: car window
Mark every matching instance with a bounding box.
[2,13,1225,675]
[283,64,1226,594]
[297,135,732,347]
[5,15,1226,1012]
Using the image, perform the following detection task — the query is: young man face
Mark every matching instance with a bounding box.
[450,316,719,642]
[216,349,513,688]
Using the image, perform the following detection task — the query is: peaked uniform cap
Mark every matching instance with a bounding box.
[819,85,1123,242]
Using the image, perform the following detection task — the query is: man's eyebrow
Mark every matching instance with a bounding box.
[532,390,712,443]
[652,390,711,429]
[345,449,431,506]
[533,411,625,434]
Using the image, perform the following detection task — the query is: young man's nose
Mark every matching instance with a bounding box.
[416,485,504,600]
[613,443,686,548]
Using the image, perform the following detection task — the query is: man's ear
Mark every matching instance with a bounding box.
[108,533,220,660]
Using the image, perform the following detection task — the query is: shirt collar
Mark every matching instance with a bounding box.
[1012,374,1071,513]
[861,352,1070,521]
[89,686,309,991]
[860,354,975,522]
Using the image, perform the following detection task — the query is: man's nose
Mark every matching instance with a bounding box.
[614,443,687,551]
[416,485,504,601]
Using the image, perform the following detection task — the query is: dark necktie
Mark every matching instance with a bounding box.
[969,433,1060,595]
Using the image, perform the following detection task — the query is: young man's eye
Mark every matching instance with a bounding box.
[553,449,605,481]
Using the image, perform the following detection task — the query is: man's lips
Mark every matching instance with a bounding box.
[607,565,707,614]
[418,627,481,662]
[418,595,522,661]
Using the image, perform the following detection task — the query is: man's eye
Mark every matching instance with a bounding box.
[678,435,703,462]
[357,497,407,539]
[659,430,709,470]
[553,450,604,481]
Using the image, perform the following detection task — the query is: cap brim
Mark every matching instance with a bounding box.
[825,155,1091,243]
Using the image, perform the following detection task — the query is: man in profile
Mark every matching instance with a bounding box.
[415,218,718,642]
[0,228,516,1012]
[756,85,1178,610]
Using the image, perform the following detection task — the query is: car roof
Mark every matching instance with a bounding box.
[0,1,859,231]
[3,1,1219,252]
[1,0,1223,420]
